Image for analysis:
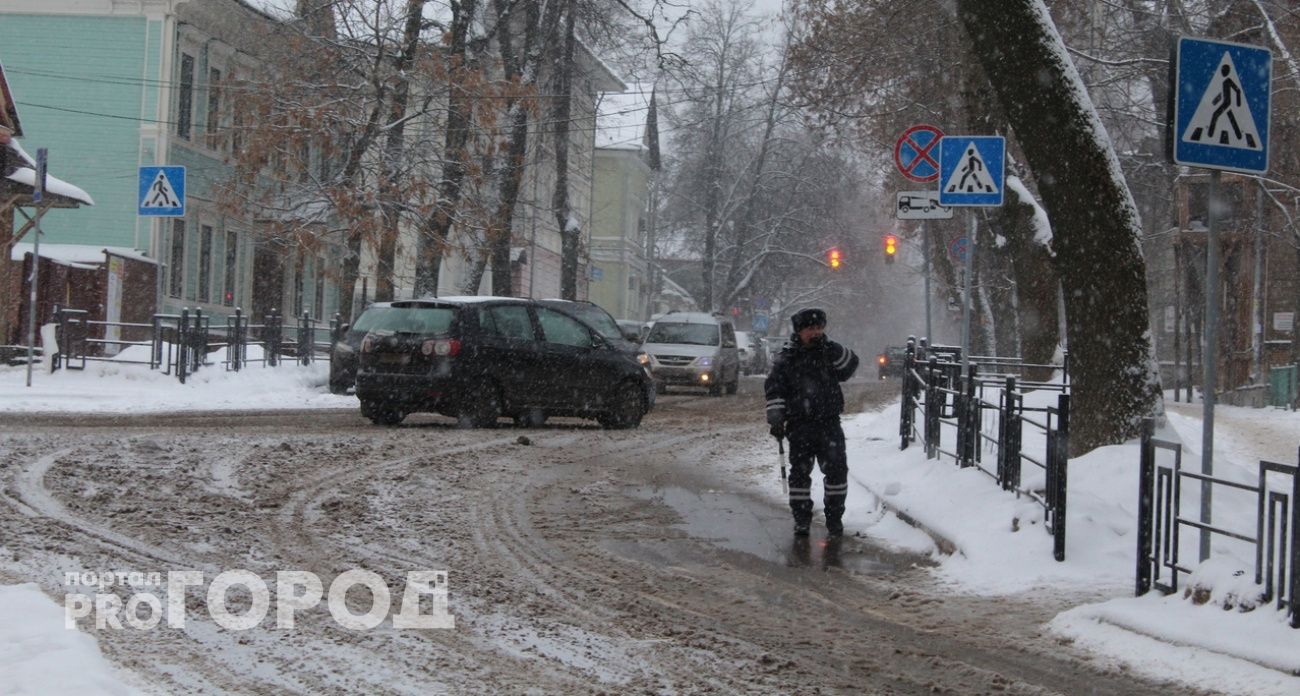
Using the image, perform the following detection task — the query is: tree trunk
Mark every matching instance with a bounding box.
[490,106,528,296]
[373,0,426,302]
[415,0,478,298]
[1001,183,1059,379]
[957,0,1161,453]
[554,0,579,300]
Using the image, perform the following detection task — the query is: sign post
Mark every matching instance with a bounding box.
[894,125,945,343]
[1171,35,1272,562]
[938,136,1005,370]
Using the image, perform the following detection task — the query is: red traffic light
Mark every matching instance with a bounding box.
[828,248,842,269]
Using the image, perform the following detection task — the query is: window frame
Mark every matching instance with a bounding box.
[177,52,195,140]
[197,223,214,303]
[168,219,186,298]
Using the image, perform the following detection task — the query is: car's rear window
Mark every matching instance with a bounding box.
[353,306,456,334]
[646,322,719,346]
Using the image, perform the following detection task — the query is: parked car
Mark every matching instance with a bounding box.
[329,301,402,394]
[616,319,645,343]
[735,331,754,374]
[877,345,908,380]
[640,311,741,396]
[761,336,785,367]
[354,297,654,428]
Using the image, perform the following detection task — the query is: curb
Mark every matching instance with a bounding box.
[852,478,962,557]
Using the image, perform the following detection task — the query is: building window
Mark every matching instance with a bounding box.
[198,224,213,302]
[177,53,195,140]
[205,67,222,151]
[223,230,238,306]
[168,220,185,297]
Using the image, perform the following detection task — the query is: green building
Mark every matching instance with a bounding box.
[0,0,341,321]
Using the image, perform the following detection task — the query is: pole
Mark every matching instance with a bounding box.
[923,221,933,343]
[1200,169,1220,562]
[959,211,976,372]
[25,148,47,387]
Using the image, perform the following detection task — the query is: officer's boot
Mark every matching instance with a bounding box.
[792,501,813,537]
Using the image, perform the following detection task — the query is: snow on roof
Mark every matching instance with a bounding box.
[4,140,94,206]
[11,243,155,266]
[596,86,652,152]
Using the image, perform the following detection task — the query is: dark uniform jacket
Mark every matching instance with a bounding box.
[765,335,859,427]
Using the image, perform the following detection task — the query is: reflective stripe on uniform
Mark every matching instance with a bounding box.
[825,483,849,493]
[834,348,854,370]
[788,486,812,501]
[766,398,785,411]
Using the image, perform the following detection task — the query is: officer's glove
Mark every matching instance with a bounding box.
[770,423,785,440]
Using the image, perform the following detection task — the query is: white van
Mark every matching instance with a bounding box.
[641,312,741,396]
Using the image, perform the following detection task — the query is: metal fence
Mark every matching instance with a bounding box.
[1136,418,1299,628]
[49,304,343,383]
[899,337,1072,561]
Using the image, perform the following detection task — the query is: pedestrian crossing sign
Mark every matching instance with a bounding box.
[938,136,1004,207]
[1173,36,1271,174]
[138,165,186,217]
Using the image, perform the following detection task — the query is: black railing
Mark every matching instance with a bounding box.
[1136,418,1299,628]
[50,305,342,383]
[899,336,1072,560]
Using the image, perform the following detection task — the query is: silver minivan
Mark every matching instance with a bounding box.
[641,312,741,396]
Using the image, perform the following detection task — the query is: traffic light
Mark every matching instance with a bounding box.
[828,247,842,270]
[884,234,898,264]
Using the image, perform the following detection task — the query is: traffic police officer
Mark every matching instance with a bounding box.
[764,308,859,536]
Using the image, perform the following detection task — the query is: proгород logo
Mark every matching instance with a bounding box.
[63,569,454,631]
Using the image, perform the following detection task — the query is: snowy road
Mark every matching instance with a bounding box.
[0,381,1211,694]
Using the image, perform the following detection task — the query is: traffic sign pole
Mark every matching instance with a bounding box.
[1200,170,1221,562]
[923,222,932,344]
[1170,36,1272,560]
[959,212,975,372]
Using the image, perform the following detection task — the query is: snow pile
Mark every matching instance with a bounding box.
[0,344,350,413]
[0,583,139,695]
[840,387,1300,693]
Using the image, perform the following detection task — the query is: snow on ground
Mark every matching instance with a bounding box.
[0,346,352,413]
[0,583,141,695]
[837,387,1300,694]
[2,358,1299,692]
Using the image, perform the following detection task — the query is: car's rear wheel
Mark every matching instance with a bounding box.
[361,399,405,426]
[458,379,502,428]
[599,381,644,429]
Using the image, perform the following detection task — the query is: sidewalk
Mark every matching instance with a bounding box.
[837,394,1300,694]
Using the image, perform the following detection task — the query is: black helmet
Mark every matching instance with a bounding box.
[791,308,827,332]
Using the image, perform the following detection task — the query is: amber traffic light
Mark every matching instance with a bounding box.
[828,247,842,270]
[884,234,898,264]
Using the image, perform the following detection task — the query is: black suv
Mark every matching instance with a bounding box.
[354,297,654,428]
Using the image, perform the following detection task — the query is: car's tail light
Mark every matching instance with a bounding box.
[423,338,460,357]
